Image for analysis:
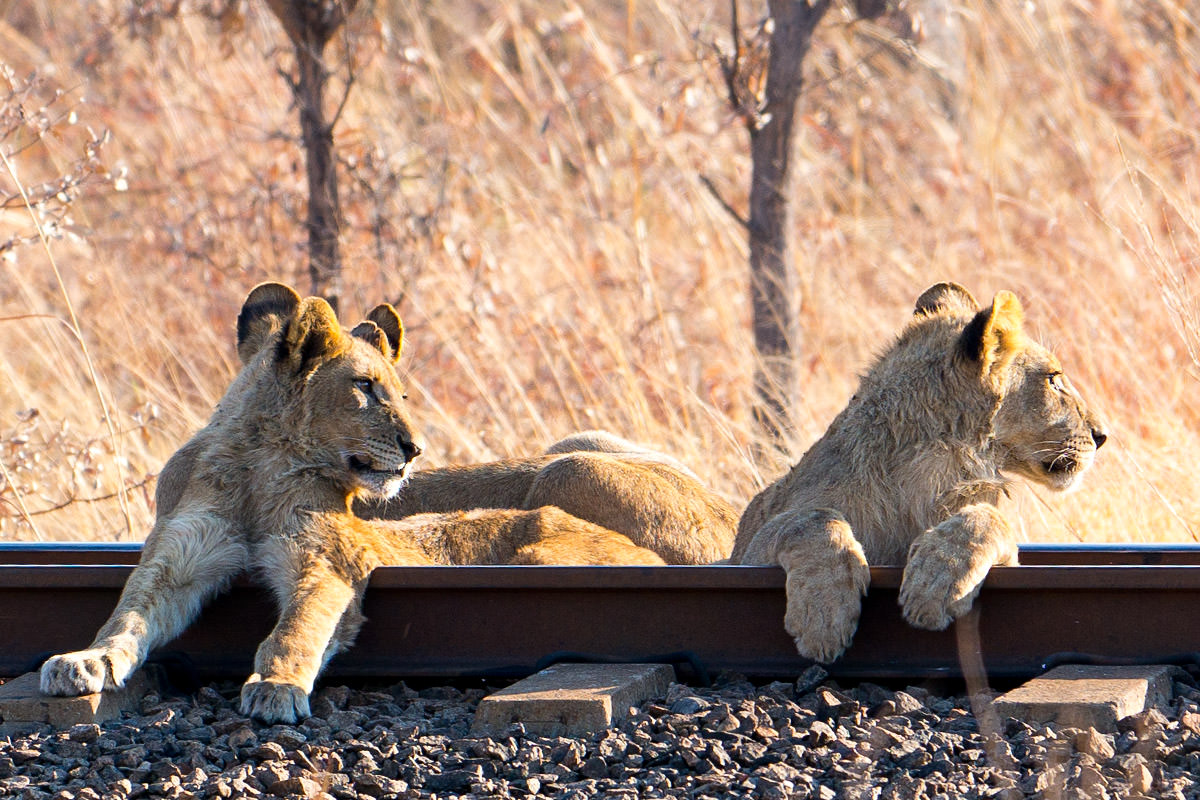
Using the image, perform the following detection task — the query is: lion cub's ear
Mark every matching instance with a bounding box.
[280,296,345,375]
[237,282,302,364]
[958,290,1025,385]
[351,304,404,363]
[350,321,388,359]
[914,282,979,317]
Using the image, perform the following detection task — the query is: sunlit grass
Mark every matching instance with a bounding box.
[0,0,1197,544]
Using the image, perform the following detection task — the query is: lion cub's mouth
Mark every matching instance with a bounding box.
[1042,455,1079,475]
[347,454,406,477]
[346,453,409,499]
[348,454,376,473]
[1037,447,1096,492]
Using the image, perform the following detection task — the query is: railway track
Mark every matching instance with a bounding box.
[2,543,1199,684]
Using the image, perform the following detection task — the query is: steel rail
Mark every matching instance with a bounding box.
[7,541,1200,565]
[2,544,1199,683]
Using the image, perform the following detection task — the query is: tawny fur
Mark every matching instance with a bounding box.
[39,283,668,725]
[357,433,738,566]
[732,282,1108,663]
[544,429,702,480]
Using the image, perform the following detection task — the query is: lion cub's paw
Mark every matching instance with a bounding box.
[899,584,956,630]
[782,557,870,664]
[240,674,311,724]
[40,649,131,696]
[900,544,987,631]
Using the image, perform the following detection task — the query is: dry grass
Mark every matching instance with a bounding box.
[0,0,1197,544]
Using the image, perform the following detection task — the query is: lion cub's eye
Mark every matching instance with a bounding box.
[1047,372,1066,392]
[353,379,377,401]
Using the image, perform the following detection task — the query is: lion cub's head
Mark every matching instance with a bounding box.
[235,282,422,501]
[914,282,1108,492]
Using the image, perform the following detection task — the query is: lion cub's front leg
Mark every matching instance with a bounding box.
[240,555,365,725]
[751,509,870,663]
[900,503,1019,630]
[41,515,245,696]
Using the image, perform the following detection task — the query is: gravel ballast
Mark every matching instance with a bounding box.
[3,668,1200,800]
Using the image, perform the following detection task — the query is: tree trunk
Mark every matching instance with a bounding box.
[748,0,830,442]
[296,33,341,310]
[264,0,356,311]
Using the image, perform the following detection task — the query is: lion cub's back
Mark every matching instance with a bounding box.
[527,451,737,564]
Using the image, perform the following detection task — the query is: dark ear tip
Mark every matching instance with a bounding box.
[367,303,402,327]
[366,303,404,360]
[351,320,391,359]
[237,283,303,361]
[914,282,978,316]
[245,282,302,307]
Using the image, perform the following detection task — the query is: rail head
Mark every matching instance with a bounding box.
[4,561,1200,590]
[6,540,1200,567]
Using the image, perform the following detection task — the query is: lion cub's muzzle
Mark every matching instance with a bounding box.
[347,436,422,498]
[1040,427,1106,490]
[397,437,422,463]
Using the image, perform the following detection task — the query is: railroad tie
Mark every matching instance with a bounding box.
[471,662,676,737]
[0,670,159,734]
[991,664,1181,731]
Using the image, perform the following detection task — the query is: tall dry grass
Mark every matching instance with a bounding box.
[0,0,1197,544]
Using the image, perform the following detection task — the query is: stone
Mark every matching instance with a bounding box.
[1075,728,1116,761]
[252,742,287,761]
[1128,762,1154,794]
[579,756,609,780]
[794,666,828,695]
[270,728,308,749]
[226,727,258,749]
[254,764,290,788]
[0,670,157,732]
[422,769,478,793]
[669,696,708,715]
[66,723,101,743]
[891,692,925,715]
[990,665,1178,731]
[309,686,350,719]
[1077,763,1108,794]
[471,663,675,737]
[806,720,836,747]
[867,726,902,751]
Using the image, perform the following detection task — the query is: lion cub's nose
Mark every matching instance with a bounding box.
[399,438,422,462]
[1091,426,1108,449]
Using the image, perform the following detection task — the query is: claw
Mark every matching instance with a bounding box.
[240,674,311,724]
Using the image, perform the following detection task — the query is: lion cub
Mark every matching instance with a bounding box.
[40,283,664,724]
[732,282,1108,662]
[359,427,738,566]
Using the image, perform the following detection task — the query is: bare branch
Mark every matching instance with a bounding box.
[21,475,156,518]
[699,174,750,230]
[328,63,357,131]
[721,0,742,111]
[276,64,300,96]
